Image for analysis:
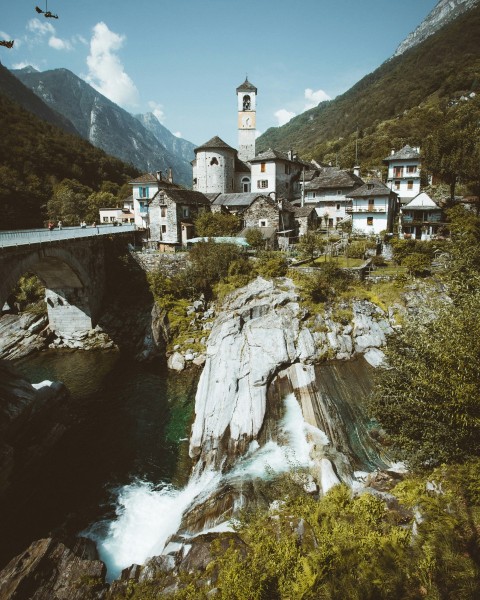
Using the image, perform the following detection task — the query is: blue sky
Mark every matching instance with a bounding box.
[1,0,438,147]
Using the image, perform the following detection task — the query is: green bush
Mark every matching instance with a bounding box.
[255,252,288,278]
[402,252,431,277]
[301,263,353,303]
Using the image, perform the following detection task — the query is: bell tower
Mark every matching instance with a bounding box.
[236,77,257,162]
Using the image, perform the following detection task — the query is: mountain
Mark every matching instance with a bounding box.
[134,112,195,165]
[0,62,78,136]
[11,67,193,187]
[394,0,480,57]
[256,2,480,171]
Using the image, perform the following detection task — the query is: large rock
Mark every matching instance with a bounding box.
[0,312,49,360]
[189,278,394,474]
[0,537,107,599]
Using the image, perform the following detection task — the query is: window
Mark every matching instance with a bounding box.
[368,199,375,211]
[367,217,373,226]
[393,167,403,178]
[407,165,416,173]
[139,186,149,198]
[308,191,316,199]
[183,207,189,218]
[336,203,341,211]
[110,216,116,222]
[337,190,342,195]
[210,157,218,166]
[243,95,251,110]
[367,183,374,190]
[394,180,401,190]
[261,162,266,173]
[285,164,291,174]
[193,178,197,185]
[285,182,289,190]
[102,217,108,223]
[259,219,267,227]
[161,225,167,234]
[160,205,167,218]
[407,180,414,190]
[257,180,268,189]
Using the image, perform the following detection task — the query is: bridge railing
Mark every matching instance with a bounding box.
[0,224,137,248]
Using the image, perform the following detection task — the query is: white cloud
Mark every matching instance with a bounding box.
[148,101,165,123]
[173,132,182,138]
[275,109,296,126]
[27,18,55,37]
[304,88,331,110]
[49,36,73,51]
[85,22,139,108]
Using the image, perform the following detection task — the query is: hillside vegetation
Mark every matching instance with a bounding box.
[257,4,480,173]
[0,91,139,229]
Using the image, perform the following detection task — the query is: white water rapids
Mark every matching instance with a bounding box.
[87,394,337,580]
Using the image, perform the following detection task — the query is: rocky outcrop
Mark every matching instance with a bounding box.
[0,312,49,360]
[0,537,107,600]
[188,277,392,473]
[394,0,479,57]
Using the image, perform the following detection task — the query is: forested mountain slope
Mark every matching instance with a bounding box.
[0,91,139,230]
[256,4,480,172]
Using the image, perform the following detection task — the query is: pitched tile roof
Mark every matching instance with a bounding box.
[236,77,257,93]
[158,189,211,206]
[347,179,393,198]
[404,192,440,209]
[293,206,316,217]
[305,167,364,190]
[250,148,311,168]
[128,173,180,188]
[212,192,264,208]
[384,145,420,162]
[194,136,236,153]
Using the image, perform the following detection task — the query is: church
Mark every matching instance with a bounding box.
[192,78,312,203]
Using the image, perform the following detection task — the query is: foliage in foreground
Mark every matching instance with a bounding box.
[120,463,480,600]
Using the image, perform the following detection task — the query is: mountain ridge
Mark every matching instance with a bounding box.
[11,67,193,187]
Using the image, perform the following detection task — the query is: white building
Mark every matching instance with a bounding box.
[129,172,180,229]
[250,149,309,201]
[401,192,443,240]
[384,145,421,205]
[347,180,398,235]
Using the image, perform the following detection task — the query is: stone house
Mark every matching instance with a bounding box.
[292,205,318,238]
[304,167,364,228]
[129,171,180,230]
[239,195,296,248]
[148,189,211,252]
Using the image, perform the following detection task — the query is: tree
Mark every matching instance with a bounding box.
[297,231,325,262]
[245,228,265,252]
[402,252,431,277]
[423,97,480,201]
[84,191,116,224]
[47,179,93,225]
[194,211,241,237]
[187,240,243,298]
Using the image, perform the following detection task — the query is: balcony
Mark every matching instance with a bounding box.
[402,213,442,224]
[346,207,387,213]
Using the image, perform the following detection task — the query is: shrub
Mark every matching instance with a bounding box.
[256,252,288,278]
[402,252,431,277]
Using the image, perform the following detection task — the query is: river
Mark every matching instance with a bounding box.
[0,350,198,570]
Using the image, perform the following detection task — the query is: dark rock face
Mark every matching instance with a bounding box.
[0,360,70,498]
[0,537,107,600]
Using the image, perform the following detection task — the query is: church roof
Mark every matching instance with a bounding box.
[384,145,420,162]
[194,136,236,153]
[347,179,393,198]
[236,77,257,93]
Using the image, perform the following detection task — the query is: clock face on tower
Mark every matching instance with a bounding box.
[238,112,256,129]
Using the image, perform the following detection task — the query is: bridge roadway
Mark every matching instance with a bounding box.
[0,224,137,335]
[0,224,136,248]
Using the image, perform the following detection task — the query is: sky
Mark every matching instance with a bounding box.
[1,0,439,148]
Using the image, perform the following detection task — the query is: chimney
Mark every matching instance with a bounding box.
[391,149,395,156]
[287,150,293,161]
[167,168,173,184]
[156,170,162,183]
[353,165,360,177]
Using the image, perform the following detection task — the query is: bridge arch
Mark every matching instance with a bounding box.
[0,244,104,336]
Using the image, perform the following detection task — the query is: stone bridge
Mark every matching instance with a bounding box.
[0,226,137,335]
